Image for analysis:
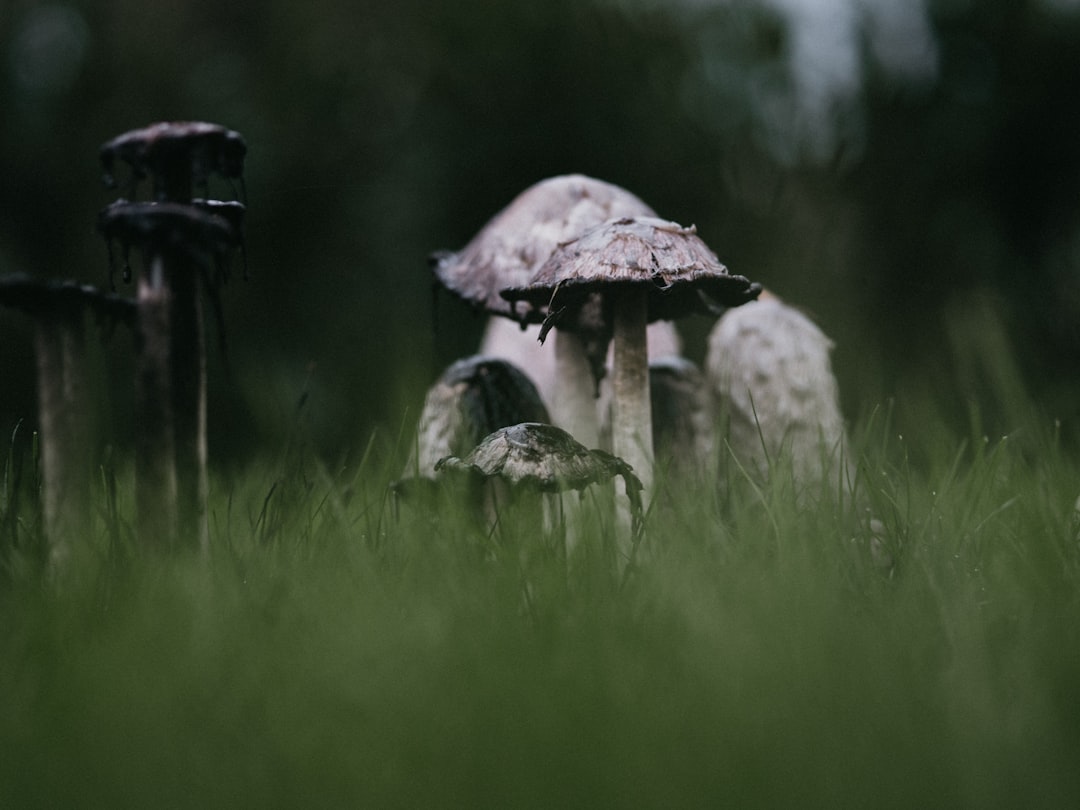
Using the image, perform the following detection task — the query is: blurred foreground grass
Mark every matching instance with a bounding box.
[2,404,1079,808]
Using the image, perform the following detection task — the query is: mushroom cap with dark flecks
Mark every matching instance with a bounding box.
[434,421,642,500]
[431,174,656,320]
[501,216,761,335]
[100,121,246,189]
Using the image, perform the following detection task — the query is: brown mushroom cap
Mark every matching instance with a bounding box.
[100,121,247,192]
[435,421,641,498]
[0,273,135,328]
[431,175,656,320]
[501,216,761,335]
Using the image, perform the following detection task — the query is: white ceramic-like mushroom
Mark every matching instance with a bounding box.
[705,294,850,494]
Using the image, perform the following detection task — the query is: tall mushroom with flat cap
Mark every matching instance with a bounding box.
[98,121,246,552]
[431,174,660,447]
[503,216,761,501]
[0,275,135,568]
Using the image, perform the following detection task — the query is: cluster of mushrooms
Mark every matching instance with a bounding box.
[1,121,246,567]
[405,175,850,544]
[3,147,849,568]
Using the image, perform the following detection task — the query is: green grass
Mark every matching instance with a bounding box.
[2,405,1079,808]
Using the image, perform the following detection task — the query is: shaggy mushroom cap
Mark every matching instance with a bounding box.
[706,295,849,487]
[431,174,656,320]
[435,421,642,501]
[501,216,761,334]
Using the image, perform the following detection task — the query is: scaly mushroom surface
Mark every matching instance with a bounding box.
[706,294,850,494]
[435,422,643,533]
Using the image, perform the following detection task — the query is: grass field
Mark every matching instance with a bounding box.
[2,402,1079,808]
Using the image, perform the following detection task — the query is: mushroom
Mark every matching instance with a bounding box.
[431,174,663,447]
[646,356,716,482]
[0,274,135,567]
[502,216,761,502]
[478,312,682,437]
[434,421,643,539]
[705,293,850,496]
[98,121,246,552]
[401,354,551,481]
[100,120,246,201]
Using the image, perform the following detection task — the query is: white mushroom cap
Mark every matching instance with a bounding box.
[431,175,656,320]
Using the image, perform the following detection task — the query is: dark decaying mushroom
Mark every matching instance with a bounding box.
[98,121,246,552]
[0,274,135,567]
[99,201,239,286]
[403,355,551,480]
[502,216,760,500]
[431,174,658,447]
[646,356,716,480]
[100,121,246,201]
[434,421,644,536]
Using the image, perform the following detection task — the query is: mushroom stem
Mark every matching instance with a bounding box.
[553,330,600,448]
[118,232,215,552]
[33,314,92,569]
[133,255,180,548]
[132,249,209,552]
[610,287,653,524]
[166,254,209,551]
[0,275,135,569]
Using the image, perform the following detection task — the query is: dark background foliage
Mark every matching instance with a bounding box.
[2,0,1078,465]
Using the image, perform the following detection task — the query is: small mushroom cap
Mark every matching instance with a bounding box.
[501,216,760,330]
[431,175,656,320]
[0,273,135,327]
[98,200,240,268]
[435,421,641,496]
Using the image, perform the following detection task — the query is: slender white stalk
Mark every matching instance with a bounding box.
[135,256,179,548]
[611,287,653,524]
[552,329,599,448]
[35,317,91,570]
